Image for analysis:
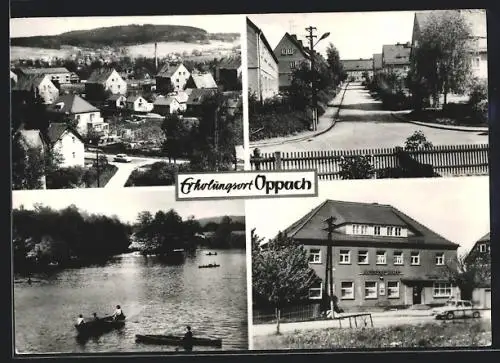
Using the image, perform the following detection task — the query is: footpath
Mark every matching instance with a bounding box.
[392,112,488,133]
[250,83,349,149]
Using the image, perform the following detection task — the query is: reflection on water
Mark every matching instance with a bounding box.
[14,249,247,354]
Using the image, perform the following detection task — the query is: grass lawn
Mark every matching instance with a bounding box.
[253,321,491,350]
[407,109,488,128]
[88,164,118,187]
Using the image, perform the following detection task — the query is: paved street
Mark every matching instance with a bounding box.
[252,309,492,337]
[255,83,488,154]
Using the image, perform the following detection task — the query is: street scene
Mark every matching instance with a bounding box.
[12,188,247,354]
[247,10,489,179]
[249,176,491,349]
[10,14,243,190]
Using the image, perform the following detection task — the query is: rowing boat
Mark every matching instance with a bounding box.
[198,264,220,268]
[135,334,222,347]
[75,316,125,336]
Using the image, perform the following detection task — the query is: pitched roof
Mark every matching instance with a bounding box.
[87,68,117,84]
[188,73,218,89]
[281,199,459,248]
[246,17,280,64]
[107,94,126,101]
[415,10,487,38]
[45,122,83,144]
[382,43,411,66]
[17,129,45,149]
[477,232,490,242]
[186,88,217,105]
[47,94,99,114]
[126,94,146,103]
[12,74,49,91]
[218,56,241,70]
[156,63,183,78]
[153,95,178,106]
[19,67,71,75]
[341,59,373,71]
[278,33,311,60]
[373,53,383,69]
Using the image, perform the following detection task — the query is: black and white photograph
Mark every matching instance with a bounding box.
[247,10,489,180]
[12,187,248,354]
[249,176,491,350]
[10,14,244,191]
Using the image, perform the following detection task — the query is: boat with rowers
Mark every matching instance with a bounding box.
[198,263,220,268]
[205,252,217,256]
[135,334,222,347]
[75,315,126,336]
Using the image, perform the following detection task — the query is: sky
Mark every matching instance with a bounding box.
[246,176,490,256]
[247,11,417,59]
[11,187,245,224]
[9,15,243,38]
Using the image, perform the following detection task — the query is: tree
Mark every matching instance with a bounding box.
[212,216,233,248]
[404,130,433,150]
[161,113,192,161]
[338,155,375,179]
[252,230,319,334]
[444,252,491,300]
[409,11,473,107]
[326,43,343,86]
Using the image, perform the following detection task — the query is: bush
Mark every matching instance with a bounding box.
[469,80,488,106]
[472,99,488,123]
[125,161,192,187]
[250,111,310,141]
[46,166,86,189]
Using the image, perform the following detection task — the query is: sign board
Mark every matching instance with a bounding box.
[360,269,402,276]
[379,282,386,296]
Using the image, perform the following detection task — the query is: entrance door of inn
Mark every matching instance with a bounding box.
[412,285,423,304]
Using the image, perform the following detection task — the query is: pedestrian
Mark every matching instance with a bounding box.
[182,325,193,352]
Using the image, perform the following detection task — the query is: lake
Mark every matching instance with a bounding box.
[14,248,248,354]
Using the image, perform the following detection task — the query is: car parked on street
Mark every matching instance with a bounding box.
[113,154,132,163]
[431,299,481,320]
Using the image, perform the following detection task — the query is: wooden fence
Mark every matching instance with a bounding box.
[250,144,489,179]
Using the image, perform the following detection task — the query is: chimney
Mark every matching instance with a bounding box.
[154,43,158,72]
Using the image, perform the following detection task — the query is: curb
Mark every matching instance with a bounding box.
[250,84,349,149]
[391,112,488,133]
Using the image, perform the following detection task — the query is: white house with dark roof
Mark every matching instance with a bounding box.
[106,94,127,110]
[85,68,127,100]
[185,72,218,89]
[156,63,191,94]
[341,59,374,82]
[278,199,460,311]
[125,95,154,113]
[44,123,85,168]
[273,32,310,90]
[47,94,108,136]
[382,43,412,77]
[153,95,181,115]
[16,67,75,85]
[12,74,59,104]
[465,232,491,308]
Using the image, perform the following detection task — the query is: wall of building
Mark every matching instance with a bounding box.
[274,36,309,89]
[172,65,191,91]
[74,111,102,135]
[38,78,60,104]
[53,132,85,168]
[105,71,127,95]
[47,72,72,85]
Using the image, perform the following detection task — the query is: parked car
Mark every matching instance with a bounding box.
[113,154,132,163]
[431,299,481,320]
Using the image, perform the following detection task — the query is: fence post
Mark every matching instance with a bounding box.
[276,308,281,335]
[274,151,282,170]
[252,148,261,171]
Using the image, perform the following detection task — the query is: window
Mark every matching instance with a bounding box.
[387,227,393,236]
[358,250,369,264]
[479,244,487,253]
[289,61,297,69]
[364,281,378,299]
[309,282,322,299]
[341,282,354,300]
[393,251,404,265]
[387,281,400,298]
[281,48,294,55]
[308,249,321,264]
[76,115,81,121]
[118,84,121,90]
[352,225,359,234]
[433,282,452,297]
[72,136,75,143]
[374,226,381,235]
[410,252,420,265]
[177,79,179,82]
[395,227,402,236]
[435,252,445,266]
[360,225,368,235]
[339,250,351,264]
[72,152,76,158]
[376,251,387,265]
[90,114,94,121]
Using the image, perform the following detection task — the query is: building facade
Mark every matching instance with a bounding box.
[45,123,85,168]
[247,17,280,101]
[12,74,60,105]
[17,67,75,85]
[156,63,191,94]
[282,199,460,311]
[273,33,310,90]
[373,53,383,74]
[85,68,127,100]
[466,232,491,308]
[382,43,411,77]
[340,59,374,82]
[126,95,154,113]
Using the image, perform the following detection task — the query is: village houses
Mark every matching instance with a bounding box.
[215,56,242,91]
[45,122,85,168]
[85,68,127,100]
[382,43,411,77]
[341,59,374,82]
[246,17,280,101]
[125,95,154,113]
[279,199,460,311]
[15,129,48,188]
[465,232,491,309]
[185,72,218,89]
[46,94,109,137]
[106,94,127,111]
[12,74,60,105]
[153,95,181,115]
[274,32,311,90]
[15,67,79,85]
[155,63,191,94]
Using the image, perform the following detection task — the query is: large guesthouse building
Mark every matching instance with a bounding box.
[282,200,460,311]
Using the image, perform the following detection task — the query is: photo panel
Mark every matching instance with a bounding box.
[10,14,245,192]
[246,10,489,181]
[248,176,491,350]
[12,187,248,355]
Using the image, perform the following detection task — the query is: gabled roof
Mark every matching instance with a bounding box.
[373,53,383,69]
[17,129,45,149]
[45,122,83,144]
[12,74,50,91]
[156,63,184,78]
[246,17,280,65]
[218,56,241,70]
[281,199,459,248]
[47,94,99,114]
[188,73,218,89]
[126,94,146,103]
[186,88,217,105]
[276,32,311,60]
[153,96,178,106]
[107,94,126,101]
[18,67,71,75]
[341,59,373,72]
[415,9,487,39]
[87,68,117,84]
[382,44,411,66]
[477,232,490,242]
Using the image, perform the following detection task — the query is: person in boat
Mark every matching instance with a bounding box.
[112,305,125,321]
[93,313,100,321]
[76,314,85,326]
[182,325,193,351]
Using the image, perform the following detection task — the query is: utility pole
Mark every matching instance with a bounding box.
[325,216,336,319]
[305,26,318,131]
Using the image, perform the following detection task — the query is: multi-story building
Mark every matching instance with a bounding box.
[382,43,411,77]
[273,32,310,90]
[340,59,373,82]
[85,68,127,100]
[44,123,85,168]
[16,67,77,85]
[281,199,460,311]
[465,232,491,308]
[373,53,383,74]
[411,9,488,81]
[12,74,60,105]
[246,17,280,101]
[156,63,191,94]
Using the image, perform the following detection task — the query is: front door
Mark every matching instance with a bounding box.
[412,285,423,304]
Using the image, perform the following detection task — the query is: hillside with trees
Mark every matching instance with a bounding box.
[11,24,239,49]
